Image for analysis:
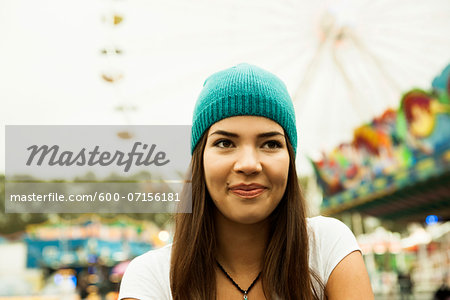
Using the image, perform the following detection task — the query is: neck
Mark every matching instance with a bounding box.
[214,208,269,275]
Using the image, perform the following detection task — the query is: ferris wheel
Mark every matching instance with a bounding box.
[103,0,450,158]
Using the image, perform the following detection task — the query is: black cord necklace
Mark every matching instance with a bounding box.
[216,260,261,300]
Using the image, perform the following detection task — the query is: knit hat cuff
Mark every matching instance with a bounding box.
[191,93,297,153]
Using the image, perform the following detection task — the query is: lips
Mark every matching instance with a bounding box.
[229,183,267,199]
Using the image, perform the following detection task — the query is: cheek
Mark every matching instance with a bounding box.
[269,157,290,194]
[203,152,229,192]
[273,153,290,176]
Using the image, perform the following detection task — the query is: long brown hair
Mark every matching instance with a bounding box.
[170,131,324,299]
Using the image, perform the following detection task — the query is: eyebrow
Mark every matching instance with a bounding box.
[208,130,285,138]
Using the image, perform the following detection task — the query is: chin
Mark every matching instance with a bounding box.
[229,210,270,225]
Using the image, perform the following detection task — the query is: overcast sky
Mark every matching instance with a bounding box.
[1,0,450,176]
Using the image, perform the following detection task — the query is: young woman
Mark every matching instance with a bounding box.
[119,64,374,300]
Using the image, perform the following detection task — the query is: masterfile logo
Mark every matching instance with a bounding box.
[26,142,170,172]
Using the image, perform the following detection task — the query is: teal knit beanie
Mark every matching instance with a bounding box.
[191,63,297,155]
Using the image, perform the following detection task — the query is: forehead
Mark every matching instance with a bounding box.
[208,116,284,134]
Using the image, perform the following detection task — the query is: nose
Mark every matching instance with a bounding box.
[233,146,262,175]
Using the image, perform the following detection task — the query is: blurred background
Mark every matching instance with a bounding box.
[1,0,450,299]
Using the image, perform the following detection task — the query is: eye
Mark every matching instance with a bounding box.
[262,140,282,149]
[214,139,234,148]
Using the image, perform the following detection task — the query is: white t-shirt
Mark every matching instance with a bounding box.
[119,216,360,300]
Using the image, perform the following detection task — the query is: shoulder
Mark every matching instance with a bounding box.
[125,243,172,277]
[118,244,172,300]
[307,215,357,244]
[134,243,172,263]
[307,216,361,285]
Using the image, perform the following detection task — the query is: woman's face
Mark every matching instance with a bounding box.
[203,116,290,224]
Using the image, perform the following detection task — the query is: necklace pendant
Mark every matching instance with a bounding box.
[243,295,248,300]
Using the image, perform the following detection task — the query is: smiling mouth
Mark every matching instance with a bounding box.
[229,188,266,199]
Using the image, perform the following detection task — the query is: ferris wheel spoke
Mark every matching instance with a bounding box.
[292,38,330,107]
